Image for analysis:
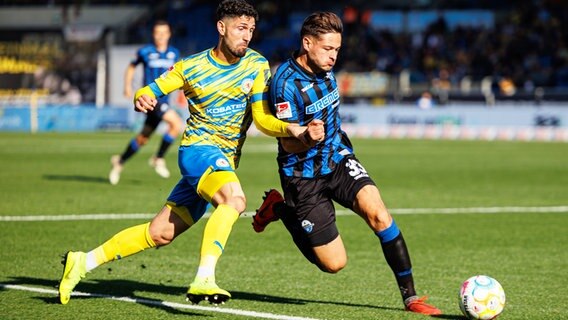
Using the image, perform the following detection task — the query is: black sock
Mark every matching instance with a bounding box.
[120,138,139,163]
[377,221,417,301]
[156,134,174,158]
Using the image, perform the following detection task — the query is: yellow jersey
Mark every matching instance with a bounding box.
[136,47,289,168]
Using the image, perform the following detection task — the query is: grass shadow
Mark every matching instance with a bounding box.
[43,174,110,184]
[2,277,206,317]
[3,276,464,318]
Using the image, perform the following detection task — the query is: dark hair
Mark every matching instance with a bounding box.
[301,12,343,38]
[216,0,259,22]
[153,20,171,29]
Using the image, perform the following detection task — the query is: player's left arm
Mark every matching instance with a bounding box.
[250,64,292,137]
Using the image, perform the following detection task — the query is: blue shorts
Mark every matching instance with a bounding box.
[166,144,234,225]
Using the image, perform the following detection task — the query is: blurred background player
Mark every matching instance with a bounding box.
[252,12,441,316]
[109,20,183,185]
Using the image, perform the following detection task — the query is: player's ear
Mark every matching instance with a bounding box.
[302,36,312,51]
[217,20,226,36]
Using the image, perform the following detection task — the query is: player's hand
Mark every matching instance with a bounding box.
[304,119,324,145]
[134,94,157,113]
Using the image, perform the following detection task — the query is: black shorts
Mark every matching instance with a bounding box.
[279,154,375,247]
[143,102,170,130]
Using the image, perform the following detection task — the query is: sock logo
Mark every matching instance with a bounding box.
[213,240,224,253]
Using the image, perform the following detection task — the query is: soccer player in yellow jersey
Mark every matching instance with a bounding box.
[58,0,322,305]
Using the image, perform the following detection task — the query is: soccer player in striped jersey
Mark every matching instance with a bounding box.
[252,12,442,316]
[109,20,183,185]
[58,0,320,306]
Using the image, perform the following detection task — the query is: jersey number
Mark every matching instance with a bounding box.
[346,159,369,180]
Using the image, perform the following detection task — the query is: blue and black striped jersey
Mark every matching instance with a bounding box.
[269,56,354,178]
[132,44,180,103]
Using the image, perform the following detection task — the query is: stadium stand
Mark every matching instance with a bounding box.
[1,0,567,105]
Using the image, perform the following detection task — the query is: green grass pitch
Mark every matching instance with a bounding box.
[0,132,567,319]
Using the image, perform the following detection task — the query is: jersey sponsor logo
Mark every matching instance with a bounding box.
[275,101,293,119]
[301,220,314,233]
[205,102,247,118]
[149,59,175,69]
[166,51,177,59]
[241,78,254,94]
[305,88,340,114]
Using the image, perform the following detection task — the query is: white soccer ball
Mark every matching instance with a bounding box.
[459,275,506,319]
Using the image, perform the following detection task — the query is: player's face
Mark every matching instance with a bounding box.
[304,32,341,73]
[153,25,171,47]
[219,15,255,58]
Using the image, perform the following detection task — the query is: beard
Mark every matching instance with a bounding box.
[228,45,247,58]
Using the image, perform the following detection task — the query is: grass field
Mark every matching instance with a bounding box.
[0,132,567,320]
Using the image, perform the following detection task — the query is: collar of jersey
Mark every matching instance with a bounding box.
[207,48,242,69]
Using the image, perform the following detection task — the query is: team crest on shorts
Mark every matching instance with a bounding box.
[241,78,254,94]
[301,220,314,233]
[215,158,230,168]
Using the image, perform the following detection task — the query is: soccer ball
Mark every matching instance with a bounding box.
[459,275,506,319]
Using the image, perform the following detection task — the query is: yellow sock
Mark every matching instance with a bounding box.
[88,222,156,270]
[196,204,240,279]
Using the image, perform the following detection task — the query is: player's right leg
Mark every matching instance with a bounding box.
[271,177,347,273]
[58,203,191,304]
[252,189,285,232]
[109,121,155,185]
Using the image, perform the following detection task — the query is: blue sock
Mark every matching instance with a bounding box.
[376,220,401,243]
[376,220,416,300]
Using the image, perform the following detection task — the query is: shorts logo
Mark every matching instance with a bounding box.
[301,219,314,233]
[215,158,230,168]
[275,101,293,119]
[241,78,254,94]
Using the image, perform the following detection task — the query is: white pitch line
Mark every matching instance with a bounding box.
[1,284,319,320]
[1,206,567,222]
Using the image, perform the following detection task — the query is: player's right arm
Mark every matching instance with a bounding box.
[133,61,185,113]
[123,64,137,98]
[280,119,324,153]
[125,49,143,98]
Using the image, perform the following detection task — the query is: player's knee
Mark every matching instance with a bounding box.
[148,224,175,246]
[227,194,246,214]
[136,135,149,146]
[317,258,347,274]
[367,210,392,232]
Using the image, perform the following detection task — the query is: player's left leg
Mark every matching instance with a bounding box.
[177,145,243,304]
[331,154,441,315]
[187,175,244,304]
[353,184,441,315]
[150,106,183,178]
